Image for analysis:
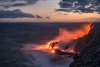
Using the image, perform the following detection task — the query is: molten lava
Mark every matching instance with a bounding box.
[45,41,60,53]
[32,23,92,55]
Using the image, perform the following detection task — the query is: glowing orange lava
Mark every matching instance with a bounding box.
[32,23,92,54]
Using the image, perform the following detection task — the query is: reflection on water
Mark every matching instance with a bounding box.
[21,43,73,67]
[0,23,87,67]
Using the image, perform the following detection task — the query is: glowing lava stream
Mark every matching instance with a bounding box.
[32,23,92,54]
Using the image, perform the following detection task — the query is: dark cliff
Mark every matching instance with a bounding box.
[70,23,100,67]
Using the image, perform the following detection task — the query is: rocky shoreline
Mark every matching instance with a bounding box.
[70,23,100,67]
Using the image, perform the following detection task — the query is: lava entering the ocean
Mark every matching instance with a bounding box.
[32,23,91,55]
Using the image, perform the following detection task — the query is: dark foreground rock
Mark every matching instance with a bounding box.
[70,23,100,67]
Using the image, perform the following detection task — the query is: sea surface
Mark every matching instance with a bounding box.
[0,22,88,67]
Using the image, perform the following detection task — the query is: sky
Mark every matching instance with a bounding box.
[0,0,100,22]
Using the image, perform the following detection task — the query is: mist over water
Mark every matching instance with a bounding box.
[0,22,90,67]
[21,43,73,67]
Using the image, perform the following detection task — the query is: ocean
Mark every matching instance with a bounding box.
[0,22,89,67]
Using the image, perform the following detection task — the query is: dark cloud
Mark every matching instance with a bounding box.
[12,3,28,7]
[56,9,71,12]
[0,9,35,18]
[57,0,100,13]
[46,17,50,19]
[0,0,39,8]
[35,14,42,18]
[25,0,39,4]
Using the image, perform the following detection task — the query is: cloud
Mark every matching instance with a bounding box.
[0,0,39,8]
[46,17,50,19]
[57,0,100,13]
[0,9,42,18]
[55,9,71,12]
[35,14,42,18]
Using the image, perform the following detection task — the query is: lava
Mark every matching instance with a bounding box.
[32,23,92,55]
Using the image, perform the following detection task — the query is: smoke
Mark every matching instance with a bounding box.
[53,23,91,44]
[21,23,91,67]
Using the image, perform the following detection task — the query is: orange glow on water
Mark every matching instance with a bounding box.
[32,23,91,54]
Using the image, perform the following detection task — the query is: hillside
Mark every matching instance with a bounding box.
[70,23,100,67]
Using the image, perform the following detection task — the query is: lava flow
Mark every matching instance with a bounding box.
[32,23,91,55]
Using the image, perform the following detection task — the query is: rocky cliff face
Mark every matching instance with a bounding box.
[70,23,100,67]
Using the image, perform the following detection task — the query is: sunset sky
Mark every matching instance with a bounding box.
[0,0,100,22]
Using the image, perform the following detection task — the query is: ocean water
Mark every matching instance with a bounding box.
[21,43,73,67]
[0,22,88,67]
